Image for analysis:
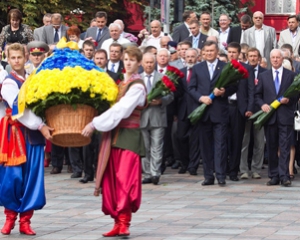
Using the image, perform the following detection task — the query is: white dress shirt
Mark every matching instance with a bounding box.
[255,27,264,57]
[219,27,230,52]
[141,32,173,49]
[102,37,130,59]
[108,61,120,73]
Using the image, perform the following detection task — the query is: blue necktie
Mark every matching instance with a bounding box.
[54,29,59,43]
[96,29,102,42]
[274,70,280,94]
[193,38,198,48]
[209,63,214,80]
[146,75,152,93]
[110,63,115,73]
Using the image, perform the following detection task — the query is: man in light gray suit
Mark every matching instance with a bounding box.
[278,15,300,58]
[85,11,110,49]
[33,13,51,41]
[242,11,277,69]
[169,41,191,69]
[41,13,69,46]
[141,53,173,185]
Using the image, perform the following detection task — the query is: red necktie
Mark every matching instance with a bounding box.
[159,69,163,73]
[187,68,192,83]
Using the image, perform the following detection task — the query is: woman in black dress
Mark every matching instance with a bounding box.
[0,9,34,50]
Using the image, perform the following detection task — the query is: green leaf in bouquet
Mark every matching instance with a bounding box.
[248,110,264,121]
[188,103,208,125]
[253,107,276,130]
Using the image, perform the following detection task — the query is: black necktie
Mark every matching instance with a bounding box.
[54,29,59,43]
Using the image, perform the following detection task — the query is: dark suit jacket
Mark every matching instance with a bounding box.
[188,60,237,123]
[185,33,208,50]
[176,66,198,120]
[107,70,119,81]
[255,68,297,125]
[227,26,242,44]
[107,60,124,75]
[1,61,7,69]
[85,26,110,49]
[253,65,267,112]
[235,62,255,116]
[172,23,190,43]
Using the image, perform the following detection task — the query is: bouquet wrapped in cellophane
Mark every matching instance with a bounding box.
[147,65,183,102]
[188,60,249,125]
[249,73,300,130]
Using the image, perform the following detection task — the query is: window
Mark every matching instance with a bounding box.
[266,0,296,14]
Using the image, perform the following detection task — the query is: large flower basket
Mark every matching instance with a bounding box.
[45,104,97,147]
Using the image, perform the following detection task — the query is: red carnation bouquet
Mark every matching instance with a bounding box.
[147,65,183,102]
[188,59,249,125]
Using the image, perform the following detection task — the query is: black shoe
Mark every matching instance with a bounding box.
[171,162,180,169]
[266,178,279,186]
[201,179,214,186]
[165,156,175,167]
[67,165,73,173]
[188,168,197,175]
[142,178,152,184]
[217,179,226,185]
[50,167,62,174]
[178,166,187,174]
[79,176,94,183]
[71,172,82,178]
[281,179,291,187]
[229,176,239,181]
[152,176,160,185]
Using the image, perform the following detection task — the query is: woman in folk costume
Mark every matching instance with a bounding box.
[0,43,52,235]
[82,46,147,237]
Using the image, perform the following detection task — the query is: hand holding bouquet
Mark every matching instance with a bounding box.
[188,60,249,125]
[147,65,183,102]
[250,73,300,130]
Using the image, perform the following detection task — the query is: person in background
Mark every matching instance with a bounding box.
[67,26,84,49]
[33,13,52,41]
[0,9,34,50]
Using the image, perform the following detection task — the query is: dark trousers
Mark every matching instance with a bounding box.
[228,104,246,177]
[177,118,201,170]
[51,144,69,169]
[82,132,101,178]
[68,147,83,174]
[265,123,292,181]
[199,119,227,180]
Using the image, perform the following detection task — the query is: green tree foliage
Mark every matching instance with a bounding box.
[0,0,135,31]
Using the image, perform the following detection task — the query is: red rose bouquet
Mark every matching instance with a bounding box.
[188,60,249,125]
[147,65,183,102]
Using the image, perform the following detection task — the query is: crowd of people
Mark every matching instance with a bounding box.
[1,6,300,237]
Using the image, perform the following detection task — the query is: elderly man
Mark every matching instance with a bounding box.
[41,13,68,46]
[141,20,172,49]
[25,41,49,74]
[172,10,197,42]
[255,49,296,186]
[114,19,138,43]
[242,11,277,68]
[101,23,130,59]
[33,13,52,41]
[160,36,171,49]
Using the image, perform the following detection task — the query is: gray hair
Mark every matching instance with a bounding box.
[109,23,122,31]
[270,49,284,58]
[157,48,170,57]
[186,48,199,57]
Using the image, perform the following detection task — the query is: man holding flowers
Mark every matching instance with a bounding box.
[255,49,297,187]
[188,41,237,186]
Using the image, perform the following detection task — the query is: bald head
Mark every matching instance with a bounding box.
[206,36,218,43]
[150,20,162,37]
[253,11,264,28]
[160,36,171,48]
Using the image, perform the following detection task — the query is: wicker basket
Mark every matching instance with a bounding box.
[45,104,97,147]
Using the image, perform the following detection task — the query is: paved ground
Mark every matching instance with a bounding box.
[1,165,300,240]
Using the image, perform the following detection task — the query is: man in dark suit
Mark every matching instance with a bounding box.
[240,47,267,180]
[172,10,197,43]
[176,48,201,175]
[227,14,252,44]
[226,42,254,181]
[107,43,124,74]
[85,11,110,49]
[255,49,297,186]
[188,41,237,185]
[185,20,208,50]
[94,49,119,81]
[41,13,69,46]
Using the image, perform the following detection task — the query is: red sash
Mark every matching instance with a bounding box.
[0,109,26,166]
